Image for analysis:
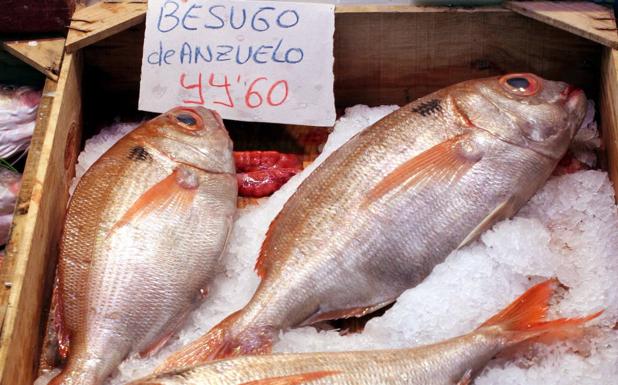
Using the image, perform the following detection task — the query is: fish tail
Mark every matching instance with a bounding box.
[155,310,275,373]
[479,279,603,343]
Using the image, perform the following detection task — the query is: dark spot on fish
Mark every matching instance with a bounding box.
[128,146,151,161]
[412,99,442,117]
[177,113,197,126]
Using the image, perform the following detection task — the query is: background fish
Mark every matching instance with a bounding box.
[157,73,588,372]
[0,84,41,159]
[133,280,601,385]
[49,107,237,385]
[0,168,21,245]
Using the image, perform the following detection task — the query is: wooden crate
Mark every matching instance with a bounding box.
[2,3,618,385]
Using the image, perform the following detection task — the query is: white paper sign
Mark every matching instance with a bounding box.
[139,0,335,126]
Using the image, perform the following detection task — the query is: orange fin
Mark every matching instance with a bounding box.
[110,168,198,234]
[457,195,519,249]
[456,369,473,385]
[480,279,603,344]
[240,371,339,385]
[155,310,274,373]
[362,133,481,207]
[300,299,395,326]
[39,273,68,372]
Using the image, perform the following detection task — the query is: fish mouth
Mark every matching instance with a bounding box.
[562,85,586,115]
[563,85,582,99]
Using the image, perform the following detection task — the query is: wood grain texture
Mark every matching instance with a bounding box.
[66,1,147,53]
[505,1,618,49]
[2,38,65,81]
[333,11,601,107]
[600,48,618,197]
[0,52,82,385]
[78,11,601,114]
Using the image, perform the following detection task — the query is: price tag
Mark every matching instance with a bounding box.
[139,0,336,126]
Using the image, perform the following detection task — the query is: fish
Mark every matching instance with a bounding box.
[49,107,237,385]
[156,73,588,372]
[131,279,602,385]
[0,84,41,159]
[0,168,21,245]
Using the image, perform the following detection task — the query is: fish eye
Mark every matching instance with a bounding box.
[499,74,540,96]
[173,109,202,131]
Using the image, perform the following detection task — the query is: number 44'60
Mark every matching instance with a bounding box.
[180,72,289,109]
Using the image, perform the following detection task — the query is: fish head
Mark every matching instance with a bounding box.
[138,107,235,174]
[451,73,587,159]
[0,85,40,110]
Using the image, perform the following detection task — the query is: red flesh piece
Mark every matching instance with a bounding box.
[237,168,301,197]
[553,151,589,176]
[233,151,302,172]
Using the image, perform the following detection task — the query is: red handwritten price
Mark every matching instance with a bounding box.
[180,72,289,109]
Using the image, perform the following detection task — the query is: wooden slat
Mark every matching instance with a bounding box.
[0,52,82,385]
[334,5,506,13]
[2,38,65,81]
[63,2,509,54]
[66,1,147,53]
[600,48,618,197]
[79,11,601,115]
[505,1,618,49]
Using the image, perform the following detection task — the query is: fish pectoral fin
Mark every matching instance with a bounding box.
[456,195,520,249]
[240,371,340,385]
[362,133,482,207]
[455,369,473,385]
[300,299,395,326]
[109,168,198,234]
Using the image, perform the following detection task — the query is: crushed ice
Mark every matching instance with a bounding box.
[57,103,615,384]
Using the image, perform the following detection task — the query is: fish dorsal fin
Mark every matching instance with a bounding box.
[456,195,519,250]
[240,371,339,385]
[362,133,482,207]
[456,369,473,385]
[109,168,198,234]
[300,299,395,326]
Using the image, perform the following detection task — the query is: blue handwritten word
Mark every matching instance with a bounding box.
[156,0,300,33]
[148,39,303,66]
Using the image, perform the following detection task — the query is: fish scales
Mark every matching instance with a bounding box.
[51,107,237,385]
[157,73,588,370]
[135,281,601,385]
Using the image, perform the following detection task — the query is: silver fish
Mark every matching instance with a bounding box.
[49,107,237,385]
[132,280,601,385]
[157,73,587,371]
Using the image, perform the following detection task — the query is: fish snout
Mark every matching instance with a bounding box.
[19,88,41,109]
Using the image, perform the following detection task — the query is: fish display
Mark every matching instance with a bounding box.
[0,168,21,245]
[0,84,41,159]
[49,107,237,385]
[132,280,602,385]
[234,151,303,197]
[156,73,588,372]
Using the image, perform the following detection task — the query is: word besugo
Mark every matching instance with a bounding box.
[147,40,303,66]
[157,0,300,33]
